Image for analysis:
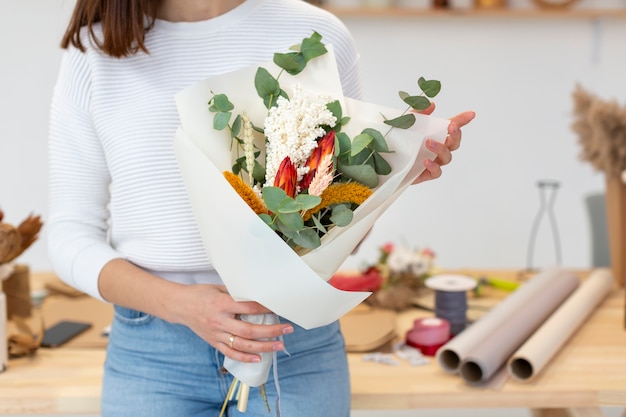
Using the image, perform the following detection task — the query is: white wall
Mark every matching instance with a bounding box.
[1,0,625,274]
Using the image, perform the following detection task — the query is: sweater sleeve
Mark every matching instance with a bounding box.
[47,47,121,301]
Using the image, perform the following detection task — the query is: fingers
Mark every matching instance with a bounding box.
[449,110,476,129]
[412,110,475,185]
[219,320,293,363]
[447,110,475,152]
[180,284,294,363]
[413,159,442,185]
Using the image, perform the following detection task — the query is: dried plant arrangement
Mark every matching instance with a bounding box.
[571,84,626,178]
[0,208,43,265]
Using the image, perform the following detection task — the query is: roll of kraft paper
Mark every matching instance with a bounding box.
[436,268,579,375]
[508,268,614,382]
[459,270,579,384]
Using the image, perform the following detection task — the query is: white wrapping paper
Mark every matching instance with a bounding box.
[174,46,449,330]
[508,268,614,382]
[174,45,449,388]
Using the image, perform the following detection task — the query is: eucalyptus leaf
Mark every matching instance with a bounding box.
[291,228,321,249]
[252,161,265,183]
[255,67,280,105]
[361,128,389,152]
[336,132,352,159]
[231,114,242,137]
[418,77,442,98]
[330,204,353,227]
[351,133,373,157]
[262,186,287,213]
[295,194,322,210]
[213,111,231,131]
[310,213,327,234]
[384,113,416,129]
[258,213,274,229]
[278,198,302,214]
[399,93,431,111]
[273,51,305,74]
[301,32,327,62]
[373,152,392,175]
[349,148,373,166]
[277,211,304,230]
[326,100,342,122]
[338,163,379,188]
[211,94,234,112]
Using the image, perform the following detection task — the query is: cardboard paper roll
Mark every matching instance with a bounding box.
[508,268,614,382]
[436,268,579,375]
[458,269,579,384]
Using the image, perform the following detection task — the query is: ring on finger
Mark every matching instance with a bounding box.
[228,334,236,349]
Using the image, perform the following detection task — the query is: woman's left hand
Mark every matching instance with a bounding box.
[412,109,476,185]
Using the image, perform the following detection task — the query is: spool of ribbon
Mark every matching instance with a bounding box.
[425,274,476,336]
[406,317,451,356]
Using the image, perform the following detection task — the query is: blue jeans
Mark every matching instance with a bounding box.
[102,305,350,416]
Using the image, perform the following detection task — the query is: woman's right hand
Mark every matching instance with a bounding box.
[98,259,293,364]
[171,284,294,363]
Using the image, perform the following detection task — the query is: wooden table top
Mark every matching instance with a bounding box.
[1,270,625,414]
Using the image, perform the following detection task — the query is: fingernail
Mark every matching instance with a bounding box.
[250,356,261,363]
[427,139,439,151]
[273,342,284,351]
[283,326,294,335]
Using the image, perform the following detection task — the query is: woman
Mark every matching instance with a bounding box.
[48,0,474,416]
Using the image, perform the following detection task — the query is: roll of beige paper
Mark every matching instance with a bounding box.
[436,268,579,375]
[459,269,579,384]
[508,268,614,382]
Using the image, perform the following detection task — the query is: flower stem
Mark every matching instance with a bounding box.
[219,377,240,417]
[237,383,251,412]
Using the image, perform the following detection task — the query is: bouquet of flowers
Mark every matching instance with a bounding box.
[174,32,450,414]
[330,242,437,311]
[369,242,437,310]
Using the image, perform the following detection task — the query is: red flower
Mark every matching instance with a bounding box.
[274,156,298,198]
[381,242,394,254]
[300,130,335,190]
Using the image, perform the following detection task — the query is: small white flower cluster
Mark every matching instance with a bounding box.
[263,84,336,187]
[386,245,435,277]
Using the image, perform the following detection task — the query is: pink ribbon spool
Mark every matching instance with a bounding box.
[405,317,451,356]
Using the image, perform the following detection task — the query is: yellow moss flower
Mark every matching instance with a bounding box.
[303,182,372,221]
[223,171,267,215]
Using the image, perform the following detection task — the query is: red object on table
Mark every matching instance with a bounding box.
[329,267,383,292]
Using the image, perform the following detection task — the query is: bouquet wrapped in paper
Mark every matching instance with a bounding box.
[174,33,449,413]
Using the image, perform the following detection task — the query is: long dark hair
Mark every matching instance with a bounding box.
[60,0,159,58]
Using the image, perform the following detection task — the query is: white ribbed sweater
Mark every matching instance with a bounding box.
[47,0,361,300]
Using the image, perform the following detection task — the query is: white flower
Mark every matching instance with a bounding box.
[408,253,433,276]
[386,246,414,273]
[263,84,336,188]
[386,245,434,276]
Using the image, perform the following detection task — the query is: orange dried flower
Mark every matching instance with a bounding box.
[223,171,267,215]
[303,182,372,221]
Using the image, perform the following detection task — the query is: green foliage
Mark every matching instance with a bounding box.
[384,77,441,129]
[206,31,443,251]
[255,67,288,109]
[273,31,327,76]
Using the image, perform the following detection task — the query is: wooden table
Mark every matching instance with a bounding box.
[1,270,625,416]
